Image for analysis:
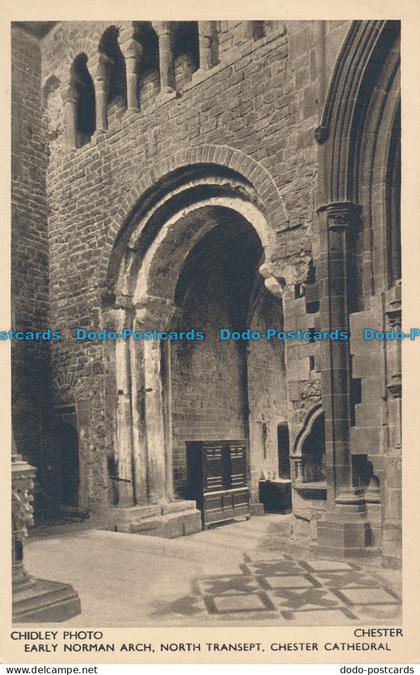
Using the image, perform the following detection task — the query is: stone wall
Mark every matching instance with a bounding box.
[38,20,349,512]
[11,28,54,511]
[12,20,360,519]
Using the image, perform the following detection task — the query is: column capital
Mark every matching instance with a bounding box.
[134,295,177,326]
[61,82,78,104]
[152,21,174,37]
[121,38,144,62]
[95,53,113,81]
[111,305,134,331]
[317,201,362,231]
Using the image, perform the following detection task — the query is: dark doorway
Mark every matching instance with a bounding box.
[277,423,290,479]
[302,412,325,483]
[57,422,80,507]
[71,53,96,145]
[172,209,262,498]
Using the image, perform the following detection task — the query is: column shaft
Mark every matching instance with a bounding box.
[317,202,361,499]
[114,310,136,506]
[143,339,167,503]
[122,40,143,111]
[153,22,175,94]
[198,21,216,69]
[62,84,78,148]
[95,80,107,131]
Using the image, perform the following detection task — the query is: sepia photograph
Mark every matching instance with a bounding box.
[9,15,404,636]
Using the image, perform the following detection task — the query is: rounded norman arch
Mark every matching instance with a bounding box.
[103,146,288,304]
[105,153,288,511]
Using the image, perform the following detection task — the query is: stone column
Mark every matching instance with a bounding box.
[161,338,175,501]
[134,297,177,504]
[292,456,303,483]
[108,296,201,536]
[95,56,109,131]
[314,201,370,558]
[128,328,148,506]
[61,82,78,148]
[114,307,136,507]
[198,21,217,69]
[143,338,167,503]
[318,202,359,498]
[122,39,143,111]
[153,22,175,94]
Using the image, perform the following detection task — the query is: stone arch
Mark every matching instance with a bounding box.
[102,145,288,298]
[316,20,400,205]
[131,199,273,307]
[55,23,117,86]
[104,152,288,515]
[98,25,127,106]
[357,48,400,294]
[65,39,97,71]
[292,403,326,486]
[293,402,324,457]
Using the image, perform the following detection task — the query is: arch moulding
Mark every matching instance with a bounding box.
[101,144,289,301]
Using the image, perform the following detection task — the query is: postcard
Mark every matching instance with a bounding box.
[1,0,419,667]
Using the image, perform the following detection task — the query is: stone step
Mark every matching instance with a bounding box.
[13,578,81,622]
[131,509,202,538]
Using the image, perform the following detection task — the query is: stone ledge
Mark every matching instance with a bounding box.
[106,501,201,537]
[131,509,202,538]
[13,578,81,623]
[109,504,161,524]
[161,499,196,514]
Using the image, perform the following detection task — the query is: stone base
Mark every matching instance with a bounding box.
[312,489,378,560]
[13,578,81,623]
[107,500,202,538]
[313,519,371,559]
[312,506,375,560]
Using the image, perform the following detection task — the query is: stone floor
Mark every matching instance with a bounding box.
[24,514,402,626]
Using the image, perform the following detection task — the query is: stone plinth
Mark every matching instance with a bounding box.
[312,488,374,560]
[107,500,202,537]
[12,453,81,623]
[13,579,81,623]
